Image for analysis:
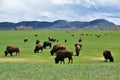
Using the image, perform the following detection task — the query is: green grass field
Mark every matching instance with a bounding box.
[0,30,120,80]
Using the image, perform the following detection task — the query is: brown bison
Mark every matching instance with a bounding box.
[4,45,20,56]
[64,39,67,43]
[103,50,114,62]
[55,50,73,64]
[43,41,52,49]
[34,44,43,53]
[75,43,82,56]
[78,37,82,42]
[36,39,40,44]
[24,38,28,42]
[48,37,56,42]
[50,44,66,55]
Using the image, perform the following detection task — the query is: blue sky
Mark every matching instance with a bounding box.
[0,0,120,25]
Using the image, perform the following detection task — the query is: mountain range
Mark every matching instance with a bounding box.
[0,19,120,30]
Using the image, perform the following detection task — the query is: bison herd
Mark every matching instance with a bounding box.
[3,34,114,64]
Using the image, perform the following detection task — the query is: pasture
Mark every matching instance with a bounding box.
[0,30,120,80]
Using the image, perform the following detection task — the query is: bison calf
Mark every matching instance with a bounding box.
[103,50,114,62]
[43,41,52,49]
[4,45,20,56]
[55,50,73,64]
[34,44,43,53]
[24,38,28,42]
[75,43,82,56]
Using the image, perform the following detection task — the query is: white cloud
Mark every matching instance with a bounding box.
[108,18,120,25]
[51,0,80,5]
[0,0,120,25]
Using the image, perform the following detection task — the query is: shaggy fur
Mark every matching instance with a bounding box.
[103,50,114,62]
[55,50,73,64]
[50,44,66,55]
[4,45,20,56]
[34,44,43,53]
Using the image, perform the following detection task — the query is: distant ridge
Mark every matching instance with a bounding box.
[0,19,119,30]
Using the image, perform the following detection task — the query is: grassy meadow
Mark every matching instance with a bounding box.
[0,30,120,80]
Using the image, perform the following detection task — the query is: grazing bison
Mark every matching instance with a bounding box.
[43,41,52,49]
[24,38,28,42]
[34,34,38,36]
[36,39,40,44]
[75,43,82,56]
[78,37,82,42]
[64,39,67,43]
[4,45,20,56]
[55,50,73,64]
[103,50,114,62]
[34,44,43,53]
[50,44,66,55]
[48,37,56,42]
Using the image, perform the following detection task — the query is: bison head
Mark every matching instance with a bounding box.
[4,50,9,56]
[55,58,59,63]
[50,50,54,55]
[109,57,114,62]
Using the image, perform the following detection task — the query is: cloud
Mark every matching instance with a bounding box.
[51,0,80,5]
[0,0,120,25]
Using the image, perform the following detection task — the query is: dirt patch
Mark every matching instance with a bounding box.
[0,58,49,62]
[83,57,104,61]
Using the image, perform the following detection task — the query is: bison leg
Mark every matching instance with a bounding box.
[76,50,80,56]
[17,52,20,56]
[10,52,13,56]
[49,45,51,48]
[68,57,73,64]
[34,49,37,53]
[5,53,8,56]
[60,59,65,64]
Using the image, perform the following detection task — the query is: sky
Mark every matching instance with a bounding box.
[0,0,120,25]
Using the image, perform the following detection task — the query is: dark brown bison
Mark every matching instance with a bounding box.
[24,38,28,42]
[34,34,38,36]
[4,45,20,56]
[78,37,82,42]
[36,39,40,44]
[48,37,56,42]
[34,44,43,53]
[75,43,82,56]
[50,44,66,55]
[43,41,52,49]
[103,50,114,62]
[64,39,67,43]
[55,50,73,64]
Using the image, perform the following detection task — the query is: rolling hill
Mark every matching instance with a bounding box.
[0,19,119,30]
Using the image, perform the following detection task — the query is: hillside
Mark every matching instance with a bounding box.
[0,19,119,30]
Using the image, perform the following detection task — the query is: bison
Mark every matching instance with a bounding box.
[50,44,66,55]
[43,41,52,49]
[36,39,40,44]
[64,39,67,43]
[55,50,73,64]
[103,50,114,62]
[48,37,56,42]
[78,37,82,42]
[34,44,43,53]
[24,38,28,42]
[4,45,20,56]
[75,43,82,56]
